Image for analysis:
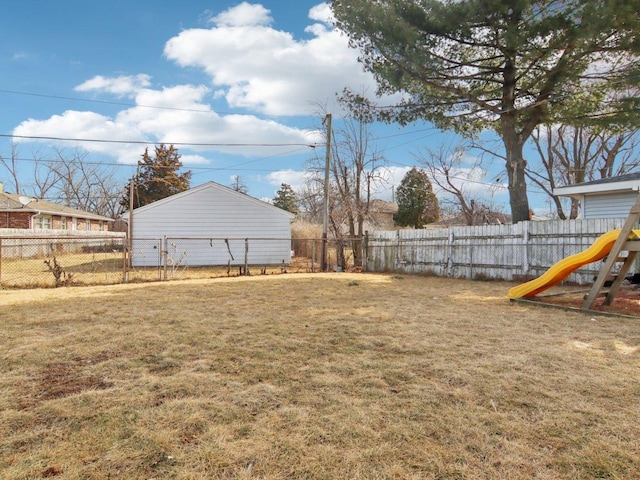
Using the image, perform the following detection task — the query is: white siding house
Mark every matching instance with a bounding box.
[554,173,640,219]
[127,182,295,267]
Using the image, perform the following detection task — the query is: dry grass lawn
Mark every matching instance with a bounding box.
[1,273,639,479]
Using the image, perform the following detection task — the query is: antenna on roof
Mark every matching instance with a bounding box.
[18,195,33,206]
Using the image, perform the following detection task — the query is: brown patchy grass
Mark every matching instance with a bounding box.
[1,273,639,479]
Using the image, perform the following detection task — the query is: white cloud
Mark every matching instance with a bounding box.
[11,3,369,165]
[12,110,147,163]
[211,2,272,27]
[163,2,376,116]
[308,3,334,23]
[265,169,312,190]
[75,74,152,97]
[13,80,322,161]
[179,154,210,165]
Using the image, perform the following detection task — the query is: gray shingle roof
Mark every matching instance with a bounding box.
[0,191,113,221]
[571,172,640,187]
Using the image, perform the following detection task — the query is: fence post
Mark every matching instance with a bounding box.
[395,230,401,270]
[163,236,168,281]
[447,230,454,276]
[122,237,128,283]
[522,222,530,274]
[362,231,369,272]
[244,238,249,276]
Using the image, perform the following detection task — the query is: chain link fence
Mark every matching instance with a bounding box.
[0,235,127,288]
[127,237,359,281]
[0,234,362,289]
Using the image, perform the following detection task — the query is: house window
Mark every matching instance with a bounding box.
[86,219,91,231]
[99,221,104,231]
[61,217,68,230]
[72,218,77,230]
[35,215,52,230]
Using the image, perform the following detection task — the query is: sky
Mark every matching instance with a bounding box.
[0,1,552,216]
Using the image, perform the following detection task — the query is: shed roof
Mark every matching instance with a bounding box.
[554,172,640,197]
[125,181,296,219]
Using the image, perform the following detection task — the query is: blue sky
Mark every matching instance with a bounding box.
[0,1,551,215]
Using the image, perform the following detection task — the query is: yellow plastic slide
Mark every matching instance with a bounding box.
[508,229,640,299]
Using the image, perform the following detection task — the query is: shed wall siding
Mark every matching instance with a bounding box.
[131,185,292,267]
[583,192,639,219]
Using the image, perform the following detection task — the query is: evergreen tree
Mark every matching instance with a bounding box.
[332,0,640,222]
[394,167,439,228]
[273,183,299,215]
[121,144,191,210]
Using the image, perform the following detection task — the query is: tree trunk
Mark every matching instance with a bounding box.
[502,121,531,223]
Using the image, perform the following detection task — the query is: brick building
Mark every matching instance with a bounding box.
[0,184,113,231]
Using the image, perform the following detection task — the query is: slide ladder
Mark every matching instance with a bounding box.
[583,194,640,309]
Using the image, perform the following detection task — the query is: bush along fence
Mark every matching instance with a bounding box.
[363,218,635,284]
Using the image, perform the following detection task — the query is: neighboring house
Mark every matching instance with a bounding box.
[554,172,640,219]
[368,199,398,230]
[0,183,113,231]
[332,200,398,234]
[125,181,295,267]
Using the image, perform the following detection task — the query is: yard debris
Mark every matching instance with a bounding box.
[44,256,73,287]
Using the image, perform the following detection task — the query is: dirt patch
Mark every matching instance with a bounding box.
[19,356,116,409]
[38,362,113,402]
[533,284,640,317]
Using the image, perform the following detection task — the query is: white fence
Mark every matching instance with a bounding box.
[364,218,636,284]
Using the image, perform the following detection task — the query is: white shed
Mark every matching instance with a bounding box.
[127,182,295,267]
[554,173,640,219]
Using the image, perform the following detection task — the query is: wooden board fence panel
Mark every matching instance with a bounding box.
[365,218,635,284]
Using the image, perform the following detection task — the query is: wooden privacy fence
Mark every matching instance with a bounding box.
[363,218,636,284]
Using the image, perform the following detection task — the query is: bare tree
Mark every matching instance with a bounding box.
[0,143,60,198]
[230,175,248,194]
[527,125,640,219]
[297,181,324,223]
[47,148,123,218]
[305,107,388,268]
[0,142,22,194]
[416,143,504,225]
[32,151,60,200]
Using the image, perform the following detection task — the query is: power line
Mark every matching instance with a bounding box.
[1,133,319,149]
[0,88,238,116]
[1,147,314,174]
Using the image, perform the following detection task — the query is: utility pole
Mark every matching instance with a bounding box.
[321,113,332,272]
[128,177,134,270]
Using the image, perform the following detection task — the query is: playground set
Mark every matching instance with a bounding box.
[508,195,640,312]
